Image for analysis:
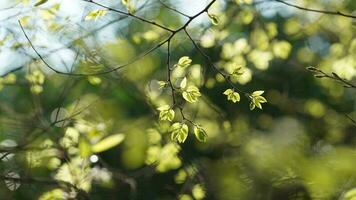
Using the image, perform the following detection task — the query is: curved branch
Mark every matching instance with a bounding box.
[18,0,218,77]
[84,0,174,32]
[19,20,170,76]
[273,0,356,19]
[158,0,191,18]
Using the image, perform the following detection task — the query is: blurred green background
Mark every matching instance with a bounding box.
[0,0,355,199]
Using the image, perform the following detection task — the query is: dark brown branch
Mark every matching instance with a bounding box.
[158,0,191,18]
[18,0,217,77]
[19,21,65,74]
[307,67,356,127]
[166,40,176,105]
[346,115,356,127]
[307,66,356,89]
[273,0,356,19]
[19,20,169,76]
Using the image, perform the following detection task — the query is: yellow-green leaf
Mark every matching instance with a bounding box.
[157,80,167,88]
[182,86,201,103]
[192,184,206,200]
[177,56,192,68]
[252,90,264,96]
[79,137,92,158]
[193,126,207,142]
[180,77,187,89]
[85,10,108,21]
[250,90,267,110]
[208,13,219,25]
[158,105,175,122]
[223,89,240,103]
[170,123,189,143]
[92,134,125,153]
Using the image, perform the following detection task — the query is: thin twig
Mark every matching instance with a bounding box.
[272,0,356,19]
[158,0,191,18]
[346,115,356,127]
[85,0,174,32]
[183,29,249,98]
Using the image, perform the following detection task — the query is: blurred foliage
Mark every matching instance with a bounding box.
[0,0,355,199]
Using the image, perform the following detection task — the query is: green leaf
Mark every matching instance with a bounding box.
[180,77,187,89]
[231,67,244,78]
[182,86,201,103]
[34,0,48,7]
[192,184,206,200]
[39,189,64,200]
[223,89,240,103]
[158,105,175,122]
[208,13,219,25]
[249,90,267,110]
[157,80,167,89]
[344,188,356,199]
[170,123,189,143]
[88,76,102,85]
[250,101,255,110]
[193,126,207,142]
[85,10,108,21]
[177,56,192,68]
[174,169,187,184]
[79,137,92,158]
[3,73,16,84]
[223,89,233,95]
[121,0,129,5]
[252,90,264,96]
[92,134,125,153]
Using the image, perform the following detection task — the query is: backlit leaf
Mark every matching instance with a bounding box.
[182,86,201,103]
[92,134,125,153]
[193,126,207,142]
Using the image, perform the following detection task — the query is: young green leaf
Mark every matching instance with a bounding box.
[182,86,201,103]
[344,188,356,200]
[208,13,219,25]
[193,126,207,142]
[157,81,167,89]
[192,184,206,200]
[79,137,92,158]
[2,73,16,84]
[223,89,240,103]
[88,76,102,85]
[230,67,244,78]
[157,105,175,122]
[170,123,189,143]
[180,77,187,89]
[121,0,129,5]
[252,90,264,96]
[92,134,125,153]
[249,90,267,110]
[85,10,108,21]
[176,56,192,68]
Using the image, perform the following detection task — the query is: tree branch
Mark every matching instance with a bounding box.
[84,0,174,32]
[272,0,356,19]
